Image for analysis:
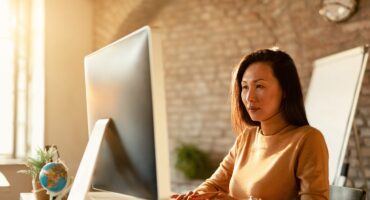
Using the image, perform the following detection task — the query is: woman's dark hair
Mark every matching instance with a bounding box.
[230,48,309,134]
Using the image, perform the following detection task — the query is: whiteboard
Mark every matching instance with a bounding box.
[305,45,369,184]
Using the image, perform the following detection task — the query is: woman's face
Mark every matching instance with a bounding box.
[241,62,283,123]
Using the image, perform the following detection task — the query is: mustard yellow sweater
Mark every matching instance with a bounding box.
[195,125,329,200]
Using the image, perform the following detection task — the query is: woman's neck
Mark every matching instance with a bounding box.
[260,112,290,136]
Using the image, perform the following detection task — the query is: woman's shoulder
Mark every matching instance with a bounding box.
[232,126,258,150]
[293,125,327,146]
[240,126,258,136]
[295,125,324,137]
[294,124,319,132]
[235,126,258,142]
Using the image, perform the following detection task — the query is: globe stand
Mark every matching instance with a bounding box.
[49,194,56,200]
[46,175,73,200]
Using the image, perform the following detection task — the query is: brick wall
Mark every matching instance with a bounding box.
[93,0,370,193]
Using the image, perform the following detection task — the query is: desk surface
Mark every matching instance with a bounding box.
[0,171,10,192]
[20,192,158,200]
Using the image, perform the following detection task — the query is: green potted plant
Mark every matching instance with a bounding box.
[18,145,58,200]
[175,143,213,180]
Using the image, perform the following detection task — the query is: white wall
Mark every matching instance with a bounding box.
[44,0,93,176]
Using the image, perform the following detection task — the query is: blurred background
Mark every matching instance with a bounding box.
[0,0,370,199]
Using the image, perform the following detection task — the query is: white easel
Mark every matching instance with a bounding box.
[305,45,369,187]
[351,123,368,189]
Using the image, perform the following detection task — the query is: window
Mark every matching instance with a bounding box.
[0,0,44,160]
[0,1,15,158]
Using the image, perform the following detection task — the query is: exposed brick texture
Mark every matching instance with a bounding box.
[93,0,370,194]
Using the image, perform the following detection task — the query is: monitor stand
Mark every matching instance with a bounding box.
[68,119,147,200]
[67,118,170,200]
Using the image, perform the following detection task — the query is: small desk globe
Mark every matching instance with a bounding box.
[39,162,68,194]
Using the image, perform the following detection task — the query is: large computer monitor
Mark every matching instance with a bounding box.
[68,26,171,200]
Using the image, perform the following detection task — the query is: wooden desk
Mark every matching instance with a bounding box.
[0,171,10,192]
[20,192,152,200]
[86,192,146,200]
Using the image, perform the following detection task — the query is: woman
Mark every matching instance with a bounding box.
[171,48,329,200]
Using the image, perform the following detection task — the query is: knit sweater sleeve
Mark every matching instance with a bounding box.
[194,133,243,193]
[296,129,330,200]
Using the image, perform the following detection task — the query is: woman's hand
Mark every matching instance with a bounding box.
[170,191,199,200]
[171,191,236,200]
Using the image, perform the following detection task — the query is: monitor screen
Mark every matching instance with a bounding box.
[83,26,171,199]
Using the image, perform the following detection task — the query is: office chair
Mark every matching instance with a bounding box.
[330,185,367,200]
